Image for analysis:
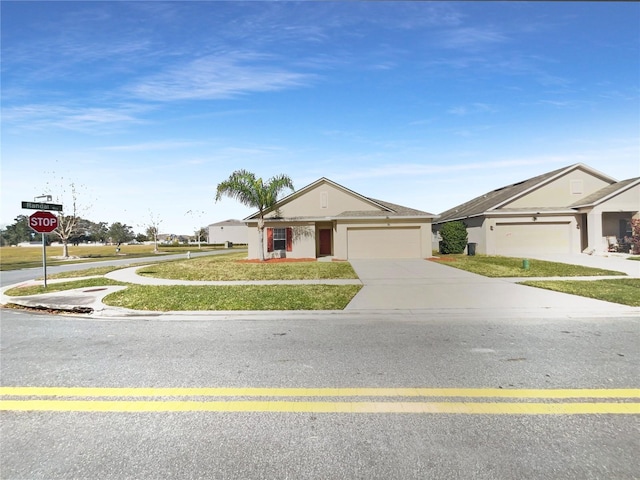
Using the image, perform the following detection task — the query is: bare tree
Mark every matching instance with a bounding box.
[186,209,206,249]
[146,210,162,253]
[46,182,88,258]
[193,226,208,248]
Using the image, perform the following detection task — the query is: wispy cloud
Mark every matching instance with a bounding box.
[2,104,149,133]
[330,156,582,182]
[439,27,507,51]
[127,53,316,102]
[99,141,205,152]
[447,103,497,116]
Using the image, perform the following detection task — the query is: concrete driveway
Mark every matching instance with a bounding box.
[345,258,637,315]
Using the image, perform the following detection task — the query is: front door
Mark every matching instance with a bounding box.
[319,229,332,255]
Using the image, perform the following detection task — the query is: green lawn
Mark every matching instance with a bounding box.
[430,254,625,277]
[104,284,362,311]
[136,253,358,280]
[520,278,640,307]
[3,253,362,310]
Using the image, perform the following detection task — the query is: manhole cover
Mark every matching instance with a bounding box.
[83,288,108,293]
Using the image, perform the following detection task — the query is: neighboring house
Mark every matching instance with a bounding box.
[244,178,436,260]
[432,163,640,256]
[208,219,248,245]
[157,233,190,244]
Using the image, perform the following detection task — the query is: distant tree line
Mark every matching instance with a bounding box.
[0,215,146,247]
[0,215,212,248]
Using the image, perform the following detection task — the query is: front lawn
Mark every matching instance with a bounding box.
[136,253,358,281]
[430,254,625,277]
[104,284,362,311]
[3,253,363,311]
[520,278,640,306]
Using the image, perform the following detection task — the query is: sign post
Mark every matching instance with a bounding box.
[28,211,59,288]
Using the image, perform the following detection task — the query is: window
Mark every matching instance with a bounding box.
[273,228,286,250]
[267,227,292,252]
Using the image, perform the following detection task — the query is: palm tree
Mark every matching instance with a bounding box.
[215,170,294,261]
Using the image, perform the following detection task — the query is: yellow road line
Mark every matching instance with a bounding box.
[1,400,638,414]
[1,387,638,399]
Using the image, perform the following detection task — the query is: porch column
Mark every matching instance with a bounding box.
[586,210,605,254]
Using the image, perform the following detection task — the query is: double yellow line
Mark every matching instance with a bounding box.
[1,387,638,414]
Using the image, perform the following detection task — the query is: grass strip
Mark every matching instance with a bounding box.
[431,254,625,277]
[4,278,128,297]
[43,266,125,279]
[520,278,640,306]
[104,284,362,311]
[137,253,358,281]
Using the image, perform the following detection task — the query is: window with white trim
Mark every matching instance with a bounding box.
[273,228,286,250]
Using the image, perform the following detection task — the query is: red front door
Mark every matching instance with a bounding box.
[319,229,332,255]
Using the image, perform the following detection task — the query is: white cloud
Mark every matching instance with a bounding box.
[439,27,507,50]
[128,53,316,102]
[447,103,496,116]
[99,141,206,152]
[2,104,150,133]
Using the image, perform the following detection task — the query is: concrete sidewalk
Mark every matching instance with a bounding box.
[104,265,362,286]
[1,256,638,317]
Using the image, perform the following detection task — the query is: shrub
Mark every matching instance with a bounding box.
[439,221,468,254]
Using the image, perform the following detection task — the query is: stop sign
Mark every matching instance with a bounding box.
[29,211,59,233]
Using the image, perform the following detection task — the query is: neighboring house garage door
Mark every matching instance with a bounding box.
[494,222,572,255]
[347,227,422,259]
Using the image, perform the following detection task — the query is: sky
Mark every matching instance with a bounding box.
[2,1,639,236]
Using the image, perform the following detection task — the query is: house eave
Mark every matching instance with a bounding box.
[432,213,483,225]
[245,214,437,224]
[487,208,577,216]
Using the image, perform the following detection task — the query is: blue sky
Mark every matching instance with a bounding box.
[2,1,639,235]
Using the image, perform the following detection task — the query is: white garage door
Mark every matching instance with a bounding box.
[495,222,571,255]
[347,227,422,259]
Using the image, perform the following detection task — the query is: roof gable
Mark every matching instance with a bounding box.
[570,177,640,208]
[245,177,434,220]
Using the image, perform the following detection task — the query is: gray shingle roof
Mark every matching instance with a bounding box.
[338,197,434,217]
[570,177,640,208]
[208,219,246,227]
[434,163,618,224]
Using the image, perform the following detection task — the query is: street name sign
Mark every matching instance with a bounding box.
[22,201,63,212]
[29,211,59,233]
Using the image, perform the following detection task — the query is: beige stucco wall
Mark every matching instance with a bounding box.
[596,184,640,212]
[265,181,382,218]
[504,169,612,209]
[208,225,248,244]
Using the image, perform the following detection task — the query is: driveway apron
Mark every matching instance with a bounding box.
[345,258,634,313]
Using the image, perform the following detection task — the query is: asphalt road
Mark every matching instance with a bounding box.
[1,309,638,479]
[0,249,239,287]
